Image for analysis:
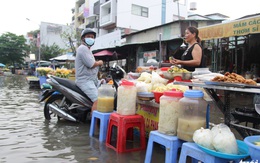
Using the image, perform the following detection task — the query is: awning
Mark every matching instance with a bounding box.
[198,15,260,40]
[50,54,75,61]
[93,50,114,57]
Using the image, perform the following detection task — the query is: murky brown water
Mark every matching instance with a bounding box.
[0,75,251,163]
[0,75,164,163]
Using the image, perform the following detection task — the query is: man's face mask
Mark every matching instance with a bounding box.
[85,38,95,46]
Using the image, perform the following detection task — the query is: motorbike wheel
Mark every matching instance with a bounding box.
[44,94,71,121]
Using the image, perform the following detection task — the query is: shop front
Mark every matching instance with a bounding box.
[198,15,260,77]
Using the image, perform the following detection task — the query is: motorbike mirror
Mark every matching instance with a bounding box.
[117,65,127,78]
[112,63,116,68]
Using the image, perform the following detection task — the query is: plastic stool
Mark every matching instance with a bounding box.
[179,142,240,163]
[89,110,112,142]
[145,130,184,163]
[105,113,146,153]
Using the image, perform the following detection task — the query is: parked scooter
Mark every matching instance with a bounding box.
[39,63,126,123]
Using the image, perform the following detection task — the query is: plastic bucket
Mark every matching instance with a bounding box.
[153,91,164,103]
[244,135,260,160]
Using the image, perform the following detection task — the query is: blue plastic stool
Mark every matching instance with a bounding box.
[179,142,240,163]
[89,111,112,142]
[145,130,184,163]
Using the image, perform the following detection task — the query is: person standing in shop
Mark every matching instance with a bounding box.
[170,26,205,71]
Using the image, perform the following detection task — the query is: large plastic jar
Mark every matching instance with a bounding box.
[158,91,183,135]
[117,80,137,115]
[177,90,208,141]
[97,84,116,112]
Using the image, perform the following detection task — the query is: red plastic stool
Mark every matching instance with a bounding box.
[105,113,146,153]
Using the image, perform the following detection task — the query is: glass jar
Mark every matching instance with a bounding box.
[158,91,183,135]
[97,84,116,112]
[177,90,208,141]
[117,80,137,115]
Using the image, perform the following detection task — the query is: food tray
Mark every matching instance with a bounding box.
[205,81,260,88]
[196,140,249,159]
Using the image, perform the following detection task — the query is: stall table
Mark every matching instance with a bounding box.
[26,76,40,89]
[173,81,260,138]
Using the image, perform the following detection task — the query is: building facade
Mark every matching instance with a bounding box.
[40,22,74,50]
[72,0,191,50]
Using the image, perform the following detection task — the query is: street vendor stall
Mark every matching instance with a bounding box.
[133,68,191,136]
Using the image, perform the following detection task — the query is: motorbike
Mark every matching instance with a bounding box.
[39,63,126,123]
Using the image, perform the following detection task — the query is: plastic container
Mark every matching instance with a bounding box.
[158,91,183,135]
[177,90,208,141]
[244,135,260,160]
[117,80,137,115]
[192,68,211,76]
[97,84,116,112]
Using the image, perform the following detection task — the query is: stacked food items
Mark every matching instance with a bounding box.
[53,68,72,78]
[135,71,189,102]
[36,67,53,76]
[162,66,192,80]
[212,72,257,85]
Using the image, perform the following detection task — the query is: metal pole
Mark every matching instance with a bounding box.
[174,0,182,37]
[39,43,41,62]
[159,33,162,68]
[38,25,41,63]
[177,0,180,20]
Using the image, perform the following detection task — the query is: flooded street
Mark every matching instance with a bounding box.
[0,75,153,163]
[0,75,249,163]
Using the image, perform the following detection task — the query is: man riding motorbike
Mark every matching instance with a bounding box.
[75,28,104,113]
[39,28,126,123]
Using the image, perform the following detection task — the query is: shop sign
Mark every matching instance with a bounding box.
[199,15,260,40]
[136,103,159,137]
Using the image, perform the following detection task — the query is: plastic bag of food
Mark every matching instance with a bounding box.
[152,83,166,91]
[151,71,168,85]
[166,83,189,92]
[137,72,152,83]
[211,123,231,137]
[212,129,238,154]
[136,82,149,92]
[193,127,214,150]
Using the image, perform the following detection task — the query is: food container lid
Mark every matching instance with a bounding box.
[120,80,134,86]
[163,90,183,97]
[184,90,204,98]
[137,92,154,98]
[160,67,169,71]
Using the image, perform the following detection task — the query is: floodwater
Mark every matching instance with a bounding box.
[0,75,165,163]
[0,75,249,163]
